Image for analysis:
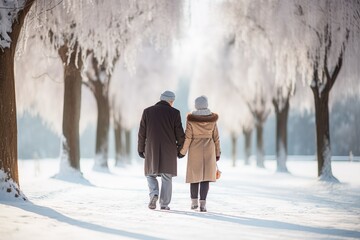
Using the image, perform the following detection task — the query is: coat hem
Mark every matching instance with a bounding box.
[186,179,216,183]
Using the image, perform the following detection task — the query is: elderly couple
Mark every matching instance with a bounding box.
[138,90,221,212]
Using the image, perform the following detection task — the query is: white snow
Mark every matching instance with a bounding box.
[0,0,26,49]
[1,158,359,240]
[0,169,27,201]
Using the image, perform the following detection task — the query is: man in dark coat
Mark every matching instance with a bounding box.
[138,90,185,210]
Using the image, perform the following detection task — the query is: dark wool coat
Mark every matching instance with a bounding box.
[138,101,185,176]
[180,113,221,183]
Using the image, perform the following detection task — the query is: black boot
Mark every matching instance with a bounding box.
[191,199,198,210]
[148,195,158,209]
[199,200,206,212]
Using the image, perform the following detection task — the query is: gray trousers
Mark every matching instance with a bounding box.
[146,174,172,207]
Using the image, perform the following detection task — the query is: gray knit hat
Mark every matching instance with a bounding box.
[195,95,208,110]
[160,90,175,102]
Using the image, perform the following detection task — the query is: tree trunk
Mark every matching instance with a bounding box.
[309,26,347,181]
[125,129,131,164]
[84,56,111,170]
[256,123,265,168]
[231,133,237,167]
[114,126,131,166]
[0,42,19,185]
[309,29,345,181]
[58,44,82,171]
[273,99,289,173]
[247,95,269,169]
[94,86,110,169]
[243,128,252,165]
[0,1,35,188]
[312,89,337,181]
[114,120,125,166]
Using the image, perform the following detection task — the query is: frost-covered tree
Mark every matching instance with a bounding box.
[78,1,147,170]
[23,1,88,174]
[245,62,272,168]
[290,0,360,181]
[83,53,113,169]
[15,33,98,180]
[58,42,83,172]
[18,0,184,172]
[226,36,272,169]
[222,0,360,179]
[270,50,297,172]
[247,0,359,178]
[182,2,245,167]
[217,0,278,168]
[272,88,291,172]
[262,8,297,172]
[242,118,254,165]
[218,0,359,178]
[110,43,179,166]
[0,0,35,191]
[217,37,242,167]
[217,37,256,167]
[83,0,183,170]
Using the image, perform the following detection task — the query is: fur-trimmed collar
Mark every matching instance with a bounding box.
[187,113,218,123]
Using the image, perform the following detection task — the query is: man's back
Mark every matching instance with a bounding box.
[138,101,184,176]
[144,101,181,145]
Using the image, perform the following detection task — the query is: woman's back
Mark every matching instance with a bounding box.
[181,113,220,183]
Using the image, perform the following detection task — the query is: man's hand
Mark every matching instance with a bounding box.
[138,152,145,159]
[178,152,185,159]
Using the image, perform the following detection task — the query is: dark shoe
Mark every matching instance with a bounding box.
[191,199,198,210]
[200,207,207,212]
[148,195,158,209]
[160,206,170,210]
[199,200,207,212]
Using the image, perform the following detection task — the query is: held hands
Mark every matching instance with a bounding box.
[216,151,221,161]
[177,152,185,159]
[138,152,145,159]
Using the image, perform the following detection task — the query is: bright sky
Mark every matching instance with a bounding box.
[173,0,223,79]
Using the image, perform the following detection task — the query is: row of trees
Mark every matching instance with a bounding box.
[0,0,184,198]
[230,0,359,181]
[1,0,359,201]
[188,0,360,181]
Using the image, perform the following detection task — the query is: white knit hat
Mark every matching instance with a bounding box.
[160,91,175,102]
[195,95,208,110]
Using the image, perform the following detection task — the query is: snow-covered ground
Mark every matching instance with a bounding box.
[1,158,360,240]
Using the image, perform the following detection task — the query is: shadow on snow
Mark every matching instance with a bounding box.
[167,210,360,238]
[6,201,164,240]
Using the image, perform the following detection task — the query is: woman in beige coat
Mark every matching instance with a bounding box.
[179,96,221,212]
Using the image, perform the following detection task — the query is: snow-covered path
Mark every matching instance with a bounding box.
[1,158,360,240]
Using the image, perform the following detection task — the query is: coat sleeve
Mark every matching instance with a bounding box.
[213,123,221,157]
[180,120,193,155]
[175,111,185,152]
[138,110,146,153]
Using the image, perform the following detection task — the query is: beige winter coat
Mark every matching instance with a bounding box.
[180,113,221,183]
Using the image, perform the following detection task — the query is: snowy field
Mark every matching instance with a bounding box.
[1,157,360,240]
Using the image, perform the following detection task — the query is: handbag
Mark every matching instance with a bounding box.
[216,164,222,180]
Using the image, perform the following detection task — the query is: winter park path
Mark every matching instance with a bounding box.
[1,158,360,240]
